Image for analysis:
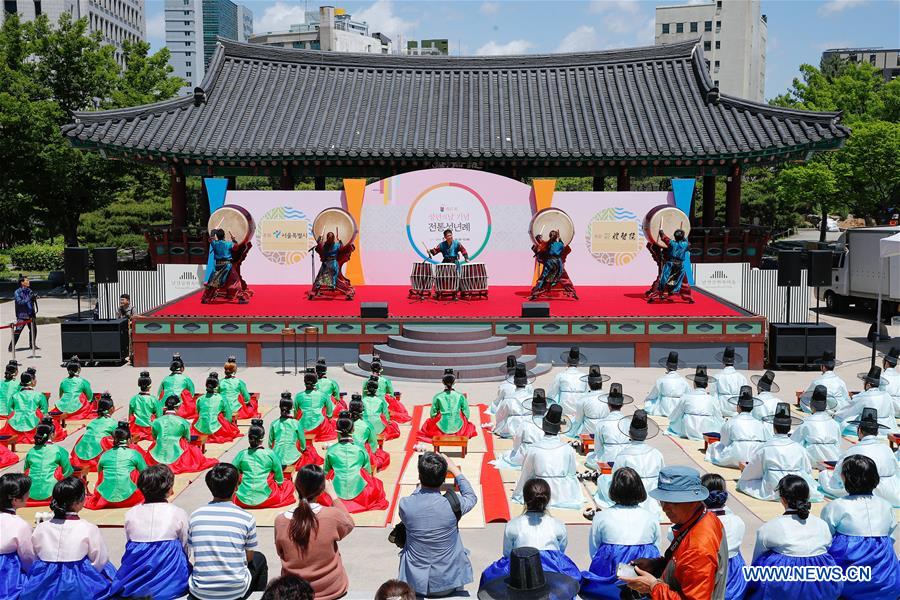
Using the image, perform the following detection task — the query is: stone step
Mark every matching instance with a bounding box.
[347,354,551,382]
[386,334,511,353]
[371,344,523,367]
[400,324,494,342]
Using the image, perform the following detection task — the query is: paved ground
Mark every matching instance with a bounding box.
[0,295,896,598]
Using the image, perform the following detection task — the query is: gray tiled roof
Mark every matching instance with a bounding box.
[62,38,848,163]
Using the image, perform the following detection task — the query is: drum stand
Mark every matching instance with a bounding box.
[278,327,297,376]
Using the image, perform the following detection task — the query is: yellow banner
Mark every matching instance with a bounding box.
[260,219,310,253]
[590,221,641,254]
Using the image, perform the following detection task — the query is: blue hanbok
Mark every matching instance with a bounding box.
[205,238,234,286]
[313,241,342,289]
[709,508,748,600]
[658,237,691,293]
[0,511,35,600]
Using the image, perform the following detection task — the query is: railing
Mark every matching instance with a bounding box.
[689,226,771,268]
[145,227,209,266]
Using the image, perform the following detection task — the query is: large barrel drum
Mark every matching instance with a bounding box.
[208,205,255,245]
[529,208,575,245]
[313,208,357,244]
[642,206,691,247]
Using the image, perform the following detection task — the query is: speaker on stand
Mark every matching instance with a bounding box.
[776,250,802,324]
[64,247,90,320]
[808,249,833,325]
[93,248,118,320]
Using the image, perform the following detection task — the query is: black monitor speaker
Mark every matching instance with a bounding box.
[360,302,388,318]
[521,302,550,318]
[777,250,802,287]
[63,247,90,286]
[93,247,118,284]
[807,250,832,287]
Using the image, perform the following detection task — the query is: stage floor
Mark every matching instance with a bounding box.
[153,285,743,319]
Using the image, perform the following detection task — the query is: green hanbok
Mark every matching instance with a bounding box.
[149,414,191,464]
[218,376,250,416]
[0,379,17,416]
[129,392,161,427]
[24,444,72,501]
[294,389,334,433]
[72,415,117,462]
[362,393,391,435]
[419,390,477,440]
[56,375,94,414]
[92,446,147,503]
[232,446,294,508]
[324,441,372,499]
[7,389,48,433]
[268,417,307,466]
[363,376,394,398]
[316,376,341,401]
[157,373,195,406]
[351,418,378,451]
[194,392,231,434]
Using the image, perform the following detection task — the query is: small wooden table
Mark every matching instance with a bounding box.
[579,434,594,455]
[432,435,469,458]
[702,433,721,452]
[889,433,900,452]
[597,462,614,475]
[0,434,19,452]
[190,433,209,453]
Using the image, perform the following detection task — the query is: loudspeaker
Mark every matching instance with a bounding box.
[61,318,129,363]
[768,323,836,369]
[92,247,118,284]
[360,302,388,318]
[777,250,802,287]
[63,247,90,286]
[807,250,832,287]
[521,302,550,318]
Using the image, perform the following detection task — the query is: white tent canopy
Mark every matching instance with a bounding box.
[880,231,900,258]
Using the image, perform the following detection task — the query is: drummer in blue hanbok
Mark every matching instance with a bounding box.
[309,231,355,300]
[793,385,843,464]
[548,347,588,417]
[750,370,783,420]
[666,365,723,440]
[701,474,747,600]
[799,350,851,413]
[512,405,583,510]
[0,473,35,600]
[202,228,248,304]
[568,365,610,437]
[706,386,771,468]
[820,454,900,600]
[429,229,468,264]
[834,366,897,436]
[647,228,693,303]
[713,346,748,418]
[585,384,633,470]
[529,229,578,300]
[491,390,547,470]
[878,346,900,416]
[644,351,691,417]
[594,411,664,517]
[819,408,900,507]
[492,363,534,439]
[489,356,531,415]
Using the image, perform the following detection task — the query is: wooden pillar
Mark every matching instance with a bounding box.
[199,177,211,226]
[725,164,742,227]
[592,176,605,192]
[226,176,237,191]
[689,179,697,225]
[702,175,716,227]
[314,176,326,191]
[279,167,294,191]
[170,166,187,228]
[616,167,630,191]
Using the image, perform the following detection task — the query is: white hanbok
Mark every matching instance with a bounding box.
[665,389,724,440]
[594,441,665,517]
[512,435,583,509]
[714,366,749,417]
[714,507,746,562]
[706,413,771,468]
[492,419,543,470]
[548,367,588,417]
[585,409,630,469]
[488,381,533,415]
[791,413,843,464]
[753,391,783,420]
[752,513,833,560]
[799,371,851,413]
[879,366,900,417]
[587,504,661,557]
[819,436,900,507]
[492,387,533,439]
[0,511,35,582]
[834,388,897,436]
[644,371,692,417]
[501,512,568,555]
[737,434,824,501]
[569,390,609,437]
[821,493,897,538]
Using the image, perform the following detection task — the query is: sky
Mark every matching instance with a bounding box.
[145,0,900,101]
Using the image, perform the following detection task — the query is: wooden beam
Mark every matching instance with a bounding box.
[617,167,631,191]
[170,166,187,228]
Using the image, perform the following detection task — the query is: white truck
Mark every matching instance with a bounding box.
[819,226,900,318]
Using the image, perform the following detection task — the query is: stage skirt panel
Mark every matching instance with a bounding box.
[59,394,96,421]
[191,414,243,444]
[175,390,197,420]
[127,415,153,443]
[0,445,18,469]
[481,550,581,590]
[579,542,661,600]
[18,558,116,600]
[0,551,26,600]
[147,439,217,475]
[725,553,748,600]
[745,551,843,600]
[235,394,260,420]
[417,414,478,442]
[103,539,189,600]
[386,394,412,424]
[319,469,388,513]
[234,473,296,509]
[828,534,900,600]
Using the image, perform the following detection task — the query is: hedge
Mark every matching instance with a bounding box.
[9,244,65,271]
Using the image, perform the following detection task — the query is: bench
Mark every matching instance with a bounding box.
[190,433,208,453]
[702,432,721,452]
[579,434,594,454]
[0,434,19,452]
[889,433,900,452]
[597,462,614,475]
[432,434,469,458]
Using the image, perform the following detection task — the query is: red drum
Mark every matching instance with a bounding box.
[434,263,459,298]
[409,262,434,297]
[459,262,488,298]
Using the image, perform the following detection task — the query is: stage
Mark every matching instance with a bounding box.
[133,285,766,372]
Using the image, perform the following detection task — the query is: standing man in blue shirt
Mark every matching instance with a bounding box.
[8,275,38,352]
[429,229,469,264]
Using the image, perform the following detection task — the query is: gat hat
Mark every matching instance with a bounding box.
[751,370,780,393]
[606,383,634,407]
[658,351,685,370]
[727,385,763,410]
[527,389,548,417]
[618,409,660,441]
[857,365,882,387]
[505,355,517,373]
[880,346,899,366]
[687,365,716,386]
[816,350,842,369]
[715,346,742,365]
[763,402,802,428]
[280,391,292,400]
[579,364,611,387]
[536,404,571,435]
[848,407,890,430]
[800,384,837,412]
[649,466,710,503]
[560,347,587,366]
[477,547,580,600]
[504,362,536,385]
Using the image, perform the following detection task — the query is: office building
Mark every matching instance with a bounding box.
[821,47,900,81]
[407,39,448,56]
[656,0,766,101]
[249,6,391,54]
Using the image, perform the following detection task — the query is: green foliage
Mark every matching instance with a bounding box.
[79,170,172,248]
[8,243,64,270]
[109,41,184,107]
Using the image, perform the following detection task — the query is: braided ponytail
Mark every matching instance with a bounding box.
[777,474,811,520]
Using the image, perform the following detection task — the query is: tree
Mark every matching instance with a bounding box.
[110,40,184,107]
[776,161,840,242]
[836,120,900,218]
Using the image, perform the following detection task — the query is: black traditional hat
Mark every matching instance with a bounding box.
[857,365,882,387]
[171,353,184,367]
[505,355,517,374]
[503,362,536,385]
[442,368,456,388]
[763,402,802,428]
[315,358,327,374]
[715,346,742,366]
[728,385,763,410]
[848,406,890,430]
[6,360,20,368]
[880,346,900,366]
[559,347,587,366]
[579,364,610,388]
[606,383,634,407]
[527,389,548,417]
[816,350,842,369]
[751,370,780,393]
[279,391,292,401]
[535,404,571,435]
[618,409,660,440]
[365,376,379,394]
[658,351,684,370]
[477,547,580,600]
[800,384,836,412]
[687,365,716,386]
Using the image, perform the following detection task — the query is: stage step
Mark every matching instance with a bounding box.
[372,344,524,366]
[400,324,494,342]
[349,354,551,382]
[387,335,510,353]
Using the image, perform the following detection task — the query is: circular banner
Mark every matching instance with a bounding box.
[406,182,491,262]
[585,207,645,266]
[255,206,314,265]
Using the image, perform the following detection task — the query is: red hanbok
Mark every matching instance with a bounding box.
[176,390,198,420]
[59,394,97,421]
[386,394,412,424]
[0,444,18,468]
[319,469,388,514]
[0,416,66,444]
[233,473,296,509]
[127,414,153,443]
[83,470,144,510]
[147,439,217,475]
[418,416,478,442]
[235,393,260,420]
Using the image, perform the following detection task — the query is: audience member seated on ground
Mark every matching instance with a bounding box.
[157,356,197,419]
[799,350,850,413]
[362,376,400,441]
[19,477,117,600]
[368,357,411,423]
[713,346,749,418]
[584,384,633,470]
[420,369,478,442]
[348,395,390,471]
[738,402,823,502]
[270,394,321,469]
[22,419,72,506]
[295,371,337,442]
[398,452,478,597]
[69,393,117,471]
[148,395,218,475]
[261,575,315,600]
[54,358,94,420]
[481,478,580,588]
[491,389,547,470]
[192,374,243,444]
[580,467,661,600]
[619,466,728,599]
[0,473,35,600]
[274,465,354,600]
[314,358,346,414]
[128,371,160,442]
[479,546,580,600]
[750,370,783,420]
[549,347,589,417]
[321,415,388,513]
[1,372,64,444]
[188,463,268,600]
[513,404,583,510]
[0,362,19,418]
[221,356,259,420]
[644,351,691,417]
[568,364,610,437]
[491,363,535,439]
[746,475,843,600]
[374,579,416,600]
[793,384,843,464]
[706,386,770,468]
[666,365,724,440]
[489,355,531,415]
[835,366,897,436]
[107,465,190,600]
[821,455,900,600]
[233,420,296,509]
[701,474,747,600]
[879,346,900,416]
[84,422,148,510]
[819,407,900,507]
